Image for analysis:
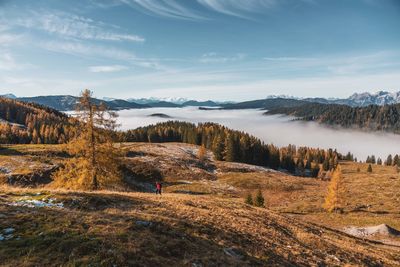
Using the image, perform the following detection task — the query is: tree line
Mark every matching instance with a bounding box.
[0,97,77,144]
[120,121,349,176]
[365,154,400,167]
[265,102,400,133]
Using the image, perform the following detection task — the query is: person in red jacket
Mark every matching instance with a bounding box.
[155,182,162,195]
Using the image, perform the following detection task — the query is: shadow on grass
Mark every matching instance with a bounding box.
[0,204,275,266]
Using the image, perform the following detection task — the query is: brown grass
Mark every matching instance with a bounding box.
[1,189,399,266]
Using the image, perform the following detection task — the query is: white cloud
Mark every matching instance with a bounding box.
[0,52,33,71]
[119,0,206,20]
[111,0,279,20]
[40,40,136,60]
[39,40,169,70]
[200,52,245,63]
[15,11,144,42]
[197,0,276,18]
[89,65,128,72]
[263,51,400,75]
[0,33,21,46]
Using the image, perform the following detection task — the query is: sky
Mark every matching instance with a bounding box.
[0,0,399,101]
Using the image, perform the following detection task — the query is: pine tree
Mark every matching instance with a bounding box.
[52,89,122,190]
[367,164,373,173]
[323,165,344,213]
[212,135,224,160]
[371,155,376,164]
[386,154,393,166]
[245,193,253,205]
[254,189,265,207]
[224,133,236,162]
[393,155,400,167]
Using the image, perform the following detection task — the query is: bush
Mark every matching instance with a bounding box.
[367,164,373,173]
[254,190,265,207]
[244,193,253,205]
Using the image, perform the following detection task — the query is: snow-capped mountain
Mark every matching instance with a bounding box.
[348,91,400,106]
[128,97,189,105]
[0,93,17,99]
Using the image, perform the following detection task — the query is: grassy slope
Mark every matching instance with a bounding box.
[1,189,399,266]
[1,143,400,265]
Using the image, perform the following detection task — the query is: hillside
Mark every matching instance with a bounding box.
[220,98,308,110]
[1,189,399,266]
[1,143,400,265]
[265,102,400,134]
[0,97,76,144]
[17,95,148,111]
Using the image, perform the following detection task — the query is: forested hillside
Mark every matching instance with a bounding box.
[266,103,400,133]
[1,98,352,176]
[221,98,307,109]
[18,95,147,111]
[0,97,77,144]
[122,121,349,176]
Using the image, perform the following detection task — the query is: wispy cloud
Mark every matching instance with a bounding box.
[40,40,136,60]
[0,33,21,46]
[263,57,315,61]
[120,0,206,20]
[89,65,128,73]
[0,52,33,71]
[0,25,22,46]
[263,51,400,76]
[197,0,276,18]
[14,11,145,42]
[199,52,245,63]
[39,40,169,70]
[104,0,281,20]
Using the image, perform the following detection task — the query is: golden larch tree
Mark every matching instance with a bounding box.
[197,144,207,161]
[323,164,344,213]
[53,89,122,190]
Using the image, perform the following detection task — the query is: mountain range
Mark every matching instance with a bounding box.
[0,90,399,111]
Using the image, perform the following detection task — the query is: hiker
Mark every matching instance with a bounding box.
[155,182,162,195]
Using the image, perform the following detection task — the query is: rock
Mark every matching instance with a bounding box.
[223,247,244,260]
[135,220,153,227]
[0,234,4,241]
[3,228,15,235]
[344,224,400,238]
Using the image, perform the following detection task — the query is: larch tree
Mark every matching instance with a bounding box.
[53,89,122,190]
[323,164,344,213]
[197,144,207,162]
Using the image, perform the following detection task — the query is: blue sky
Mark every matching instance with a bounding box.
[0,0,399,101]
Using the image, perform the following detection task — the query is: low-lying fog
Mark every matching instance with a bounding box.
[117,107,400,161]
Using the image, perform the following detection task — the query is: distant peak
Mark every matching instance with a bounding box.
[0,93,17,99]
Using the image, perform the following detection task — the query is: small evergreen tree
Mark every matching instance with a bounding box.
[254,189,265,207]
[386,154,393,166]
[367,164,373,173]
[245,193,253,205]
